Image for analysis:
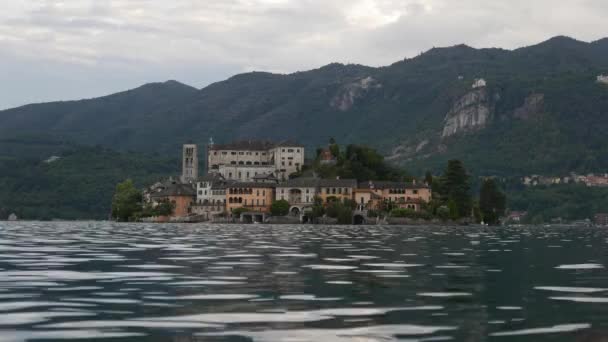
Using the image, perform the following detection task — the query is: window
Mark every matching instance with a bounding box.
[198,190,203,195]
[338,188,342,194]
[246,161,252,165]
[257,190,260,196]
[262,152,266,156]
[231,152,237,155]
[238,161,244,165]
[254,162,260,165]
[282,149,286,152]
[262,199,265,206]
[413,190,418,195]
[238,172,242,178]
[281,162,285,166]
[306,189,309,193]
[289,162,292,166]
[229,172,233,178]
[239,152,244,155]
[263,190,266,196]
[247,172,250,178]
[222,152,227,155]
[231,161,236,165]
[297,149,300,153]
[257,199,259,205]
[204,190,207,195]
[288,149,294,152]
[255,152,259,156]
[326,188,330,194]
[214,152,217,155]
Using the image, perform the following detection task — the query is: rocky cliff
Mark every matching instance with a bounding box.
[442,88,491,138]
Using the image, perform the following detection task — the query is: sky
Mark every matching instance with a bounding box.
[1,0,607,110]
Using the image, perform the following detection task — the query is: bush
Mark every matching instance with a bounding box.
[271,200,290,216]
[231,207,248,218]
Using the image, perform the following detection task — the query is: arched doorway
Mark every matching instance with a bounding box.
[353,215,366,225]
[290,207,301,217]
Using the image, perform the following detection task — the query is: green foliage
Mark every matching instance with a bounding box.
[111,179,142,222]
[314,141,408,182]
[325,199,354,224]
[479,179,506,225]
[231,207,248,218]
[271,200,290,216]
[0,143,178,220]
[436,206,450,221]
[309,196,325,222]
[508,184,608,223]
[439,160,473,220]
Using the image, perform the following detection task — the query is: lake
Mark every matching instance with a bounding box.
[0,222,607,341]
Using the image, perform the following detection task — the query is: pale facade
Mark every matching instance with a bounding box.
[207,140,305,181]
[270,145,305,179]
[355,181,431,212]
[181,144,198,183]
[217,165,276,182]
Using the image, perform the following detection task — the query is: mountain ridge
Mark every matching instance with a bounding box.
[1,35,608,177]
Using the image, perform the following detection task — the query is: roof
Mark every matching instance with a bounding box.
[318,178,358,188]
[197,173,225,182]
[209,140,304,151]
[358,181,429,190]
[151,183,196,198]
[210,140,275,151]
[227,182,277,189]
[277,177,320,188]
[252,173,278,180]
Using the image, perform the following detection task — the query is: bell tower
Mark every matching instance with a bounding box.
[181,144,198,183]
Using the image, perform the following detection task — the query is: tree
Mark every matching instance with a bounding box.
[271,200,290,216]
[231,207,248,218]
[309,196,325,223]
[479,178,507,225]
[440,160,473,220]
[424,171,433,186]
[111,179,142,222]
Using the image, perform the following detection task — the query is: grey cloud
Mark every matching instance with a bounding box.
[0,0,607,109]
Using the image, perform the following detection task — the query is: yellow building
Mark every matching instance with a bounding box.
[317,179,358,204]
[355,181,431,211]
[226,182,276,213]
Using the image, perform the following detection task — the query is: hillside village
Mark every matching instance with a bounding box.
[142,140,431,224]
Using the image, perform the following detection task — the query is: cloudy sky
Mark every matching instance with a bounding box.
[1,0,607,110]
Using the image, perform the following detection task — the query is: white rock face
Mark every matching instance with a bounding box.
[442,89,490,138]
[330,76,381,111]
[472,78,487,89]
[597,75,608,84]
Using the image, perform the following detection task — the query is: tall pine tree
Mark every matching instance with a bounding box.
[479,178,506,225]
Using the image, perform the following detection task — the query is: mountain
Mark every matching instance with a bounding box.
[2,36,608,177]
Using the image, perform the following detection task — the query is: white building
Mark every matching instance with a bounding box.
[472,78,487,89]
[217,164,276,182]
[207,140,305,181]
[597,75,608,84]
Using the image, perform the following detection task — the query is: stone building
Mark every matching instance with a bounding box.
[150,182,196,220]
[217,164,276,182]
[207,140,304,181]
[317,179,358,204]
[226,182,276,213]
[181,144,198,183]
[355,181,431,212]
[192,174,229,220]
[276,178,320,216]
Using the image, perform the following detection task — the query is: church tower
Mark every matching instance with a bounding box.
[181,144,198,183]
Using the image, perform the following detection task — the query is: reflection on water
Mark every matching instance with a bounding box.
[0,222,608,341]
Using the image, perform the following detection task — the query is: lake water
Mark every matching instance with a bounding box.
[0,222,607,342]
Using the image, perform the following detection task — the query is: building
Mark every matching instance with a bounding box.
[597,75,608,85]
[150,182,196,219]
[317,178,358,204]
[355,181,432,212]
[276,178,320,215]
[226,182,276,213]
[8,213,18,221]
[595,213,608,226]
[191,174,229,220]
[181,144,198,183]
[207,140,305,181]
[217,164,276,182]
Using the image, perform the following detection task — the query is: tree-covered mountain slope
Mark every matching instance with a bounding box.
[1,36,608,176]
